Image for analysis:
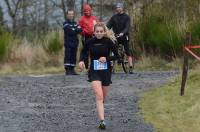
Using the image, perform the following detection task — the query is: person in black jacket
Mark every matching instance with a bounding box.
[63,9,82,75]
[107,2,134,74]
[79,22,119,129]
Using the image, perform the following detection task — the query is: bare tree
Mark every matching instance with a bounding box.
[43,0,49,32]
[81,0,84,15]
[50,0,75,20]
[125,0,138,52]
[17,0,30,34]
[4,0,22,32]
[0,5,4,27]
[67,0,75,9]
[61,0,67,20]
[99,0,103,20]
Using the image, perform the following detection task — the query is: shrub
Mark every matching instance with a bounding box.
[186,19,200,56]
[191,20,200,44]
[43,31,63,55]
[139,15,183,58]
[0,31,12,61]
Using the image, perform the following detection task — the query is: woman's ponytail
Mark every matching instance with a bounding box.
[105,26,117,43]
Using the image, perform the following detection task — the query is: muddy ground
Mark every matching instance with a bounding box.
[0,71,177,132]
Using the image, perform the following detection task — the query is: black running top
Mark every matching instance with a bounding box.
[107,13,130,35]
[80,37,119,66]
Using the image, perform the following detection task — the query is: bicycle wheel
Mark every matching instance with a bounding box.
[121,53,129,73]
[117,44,129,73]
[111,60,116,73]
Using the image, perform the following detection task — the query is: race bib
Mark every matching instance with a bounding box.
[93,60,108,70]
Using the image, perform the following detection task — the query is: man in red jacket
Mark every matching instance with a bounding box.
[79,4,98,69]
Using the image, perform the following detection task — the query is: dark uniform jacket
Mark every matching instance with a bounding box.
[63,19,82,48]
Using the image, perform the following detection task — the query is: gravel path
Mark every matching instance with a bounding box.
[0,71,177,132]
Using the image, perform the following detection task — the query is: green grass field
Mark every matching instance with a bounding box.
[139,65,200,132]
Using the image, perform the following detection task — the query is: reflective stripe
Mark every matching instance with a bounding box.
[63,23,69,28]
[64,63,76,66]
[64,23,77,28]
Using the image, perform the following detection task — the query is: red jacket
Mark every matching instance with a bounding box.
[79,15,98,37]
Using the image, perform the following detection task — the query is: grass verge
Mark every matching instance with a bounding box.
[139,64,200,132]
[0,64,64,76]
[135,55,182,71]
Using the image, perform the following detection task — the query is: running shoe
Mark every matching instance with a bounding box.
[98,120,106,130]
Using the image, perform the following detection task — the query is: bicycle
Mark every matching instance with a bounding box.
[111,35,134,73]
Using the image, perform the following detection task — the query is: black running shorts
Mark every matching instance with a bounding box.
[88,69,112,86]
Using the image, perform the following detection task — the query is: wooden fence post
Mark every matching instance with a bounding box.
[180,32,191,96]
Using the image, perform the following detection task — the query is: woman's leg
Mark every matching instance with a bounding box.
[102,86,109,103]
[91,81,104,120]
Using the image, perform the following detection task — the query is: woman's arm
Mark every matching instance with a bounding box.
[79,40,89,62]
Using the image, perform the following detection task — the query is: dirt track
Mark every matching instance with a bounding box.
[0,71,177,132]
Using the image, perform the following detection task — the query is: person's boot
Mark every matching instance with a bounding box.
[69,67,79,75]
[65,67,70,75]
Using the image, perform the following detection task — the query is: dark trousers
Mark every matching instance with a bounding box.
[64,45,78,70]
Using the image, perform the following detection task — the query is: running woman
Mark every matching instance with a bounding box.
[79,22,119,129]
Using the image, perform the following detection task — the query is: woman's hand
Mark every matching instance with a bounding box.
[99,57,106,63]
[79,61,85,71]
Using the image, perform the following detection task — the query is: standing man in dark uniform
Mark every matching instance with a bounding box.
[63,9,82,75]
[107,2,134,74]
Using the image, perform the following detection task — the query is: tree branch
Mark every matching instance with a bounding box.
[4,0,14,17]
[13,0,22,17]
[49,0,62,8]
